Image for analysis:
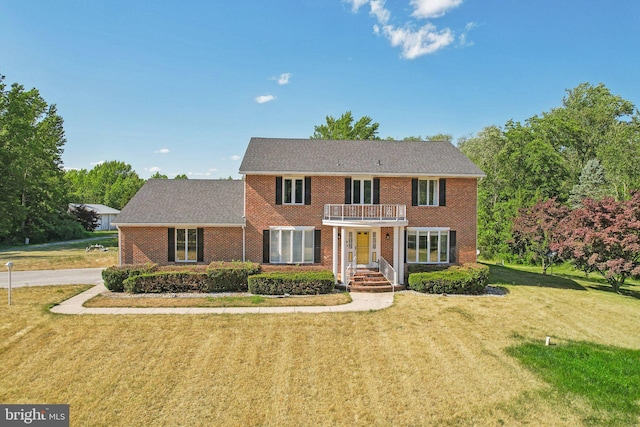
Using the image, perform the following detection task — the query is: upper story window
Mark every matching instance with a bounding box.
[345,177,380,205]
[419,179,439,206]
[352,178,373,204]
[276,176,311,205]
[412,178,446,207]
[284,177,304,205]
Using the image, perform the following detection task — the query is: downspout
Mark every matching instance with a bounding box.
[117,226,122,266]
[242,223,246,262]
[242,177,247,262]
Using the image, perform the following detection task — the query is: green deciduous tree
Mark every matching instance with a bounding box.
[311,111,380,140]
[65,160,145,210]
[0,74,79,243]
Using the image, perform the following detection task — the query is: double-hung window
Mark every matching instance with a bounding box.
[270,227,315,263]
[406,228,449,263]
[284,177,304,205]
[351,177,374,204]
[176,228,198,262]
[418,179,439,206]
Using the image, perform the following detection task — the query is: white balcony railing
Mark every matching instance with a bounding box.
[324,204,406,222]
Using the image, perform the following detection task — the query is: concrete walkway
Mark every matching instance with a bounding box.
[51,284,395,315]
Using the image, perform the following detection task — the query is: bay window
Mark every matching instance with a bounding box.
[406,228,449,263]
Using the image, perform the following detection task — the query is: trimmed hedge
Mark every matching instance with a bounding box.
[104,261,260,293]
[102,264,158,292]
[207,261,261,292]
[124,272,210,293]
[408,263,489,295]
[248,271,335,295]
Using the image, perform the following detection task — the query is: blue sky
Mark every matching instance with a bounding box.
[1,0,639,179]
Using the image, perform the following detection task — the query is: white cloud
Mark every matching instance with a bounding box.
[410,0,463,19]
[346,0,369,12]
[230,155,241,161]
[277,73,291,85]
[369,0,390,24]
[255,94,276,104]
[382,23,454,59]
[188,171,212,176]
[90,160,105,166]
[346,0,468,59]
[145,166,161,173]
[155,148,170,154]
[457,21,477,47]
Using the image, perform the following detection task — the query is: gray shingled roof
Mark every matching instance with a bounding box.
[114,179,244,226]
[239,137,484,177]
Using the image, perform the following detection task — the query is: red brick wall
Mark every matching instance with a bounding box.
[383,177,478,264]
[119,226,243,266]
[244,175,479,266]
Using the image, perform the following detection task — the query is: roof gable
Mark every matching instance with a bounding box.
[114,179,244,226]
[239,137,484,177]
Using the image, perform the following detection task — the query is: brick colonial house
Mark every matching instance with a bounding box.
[114,137,484,285]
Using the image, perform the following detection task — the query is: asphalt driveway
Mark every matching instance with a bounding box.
[0,268,104,288]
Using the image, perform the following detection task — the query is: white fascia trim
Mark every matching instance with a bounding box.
[407,226,451,231]
[240,171,485,178]
[114,223,245,228]
[269,225,315,231]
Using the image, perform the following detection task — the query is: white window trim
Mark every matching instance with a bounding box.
[176,227,198,263]
[417,178,439,207]
[283,176,305,205]
[351,176,374,205]
[406,227,450,264]
[269,226,315,264]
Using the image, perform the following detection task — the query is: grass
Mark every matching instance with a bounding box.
[0,236,118,271]
[84,292,352,308]
[507,340,640,426]
[0,265,639,425]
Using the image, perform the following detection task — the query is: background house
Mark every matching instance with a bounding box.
[70,203,120,231]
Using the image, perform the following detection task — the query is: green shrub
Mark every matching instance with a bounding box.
[207,261,261,292]
[248,270,335,295]
[408,263,489,295]
[124,272,211,293]
[102,263,158,292]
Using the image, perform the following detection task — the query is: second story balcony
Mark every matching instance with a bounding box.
[323,204,408,226]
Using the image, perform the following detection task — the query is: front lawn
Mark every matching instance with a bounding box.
[0,266,639,425]
[0,236,118,271]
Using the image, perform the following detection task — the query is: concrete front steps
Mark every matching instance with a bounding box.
[348,270,405,293]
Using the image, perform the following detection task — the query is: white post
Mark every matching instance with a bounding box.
[6,261,13,306]
[340,227,347,285]
[393,226,399,285]
[332,227,339,284]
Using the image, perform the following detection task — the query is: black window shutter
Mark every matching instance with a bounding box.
[262,230,270,263]
[411,179,418,206]
[314,229,322,263]
[197,228,204,262]
[344,178,352,204]
[373,178,380,204]
[275,176,283,205]
[439,179,446,206]
[304,176,311,205]
[168,228,175,262]
[404,229,407,263]
[449,230,457,263]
